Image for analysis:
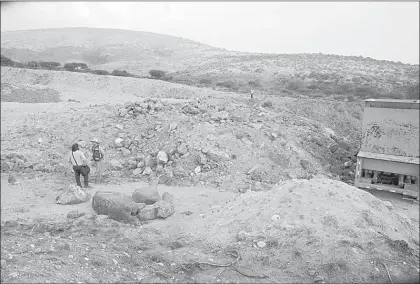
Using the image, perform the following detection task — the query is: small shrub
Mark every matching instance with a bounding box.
[111,70,132,77]
[262,100,273,108]
[39,61,61,70]
[405,83,419,99]
[149,69,166,79]
[27,61,40,68]
[248,80,261,88]
[91,70,110,76]
[64,62,88,72]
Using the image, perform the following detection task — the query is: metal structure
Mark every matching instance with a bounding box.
[354,99,420,199]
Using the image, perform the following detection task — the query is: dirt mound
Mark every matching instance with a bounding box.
[196,177,419,283]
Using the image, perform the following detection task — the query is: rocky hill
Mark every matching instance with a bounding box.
[2,28,419,100]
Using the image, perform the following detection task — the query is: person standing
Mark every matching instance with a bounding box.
[68,143,91,188]
[90,138,106,184]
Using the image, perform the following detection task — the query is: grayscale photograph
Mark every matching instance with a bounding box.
[1,2,419,283]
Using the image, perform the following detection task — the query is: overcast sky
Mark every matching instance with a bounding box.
[1,2,419,64]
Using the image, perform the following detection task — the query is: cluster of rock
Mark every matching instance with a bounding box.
[1,152,30,173]
[117,99,167,119]
[57,181,175,225]
[92,186,175,224]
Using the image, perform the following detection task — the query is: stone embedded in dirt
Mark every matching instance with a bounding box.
[137,206,158,221]
[67,210,86,219]
[154,200,175,218]
[109,159,123,170]
[194,166,201,174]
[271,214,280,221]
[115,124,124,130]
[56,185,91,205]
[383,201,393,210]
[114,138,124,147]
[121,148,131,157]
[143,167,153,175]
[145,154,156,168]
[314,275,324,283]
[300,159,311,171]
[157,151,169,165]
[156,164,164,174]
[92,191,146,224]
[236,230,250,242]
[170,122,178,131]
[132,186,161,205]
[256,241,266,248]
[128,159,138,169]
[177,143,188,155]
[8,174,17,184]
[308,269,317,276]
[137,160,145,168]
[338,140,350,151]
[133,168,143,176]
[162,192,174,203]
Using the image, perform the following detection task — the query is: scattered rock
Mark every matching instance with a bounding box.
[114,138,124,147]
[257,241,266,248]
[92,191,146,224]
[137,160,145,168]
[156,164,164,174]
[56,185,91,205]
[145,154,156,168]
[194,166,201,174]
[154,200,175,218]
[109,159,123,170]
[157,151,169,165]
[67,210,86,219]
[121,148,131,157]
[308,269,317,276]
[329,144,339,153]
[300,160,311,171]
[236,230,250,242]
[132,186,161,205]
[177,143,188,155]
[8,173,17,184]
[271,214,280,221]
[115,124,124,130]
[133,168,143,176]
[143,167,153,175]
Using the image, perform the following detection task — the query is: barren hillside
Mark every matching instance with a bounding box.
[2,28,419,99]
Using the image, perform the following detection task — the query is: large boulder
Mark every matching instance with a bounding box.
[56,185,91,205]
[132,186,161,205]
[92,191,146,224]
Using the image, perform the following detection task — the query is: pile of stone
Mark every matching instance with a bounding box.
[117,99,166,119]
[1,152,34,173]
[91,181,175,224]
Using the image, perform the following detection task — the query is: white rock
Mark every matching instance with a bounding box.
[194,166,201,174]
[271,214,280,221]
[142,167,153,175]
[114,138,124,147]
[115,124,124,130]
[256,241,266,248]
[157,151,168,164]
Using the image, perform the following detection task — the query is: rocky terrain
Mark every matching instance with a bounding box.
[1,28,419,283]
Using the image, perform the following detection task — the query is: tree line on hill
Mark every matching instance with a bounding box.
[0,54,168,80]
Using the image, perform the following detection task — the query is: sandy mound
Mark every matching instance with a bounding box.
[196,177,419,282]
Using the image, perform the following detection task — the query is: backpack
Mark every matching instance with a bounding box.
[92,145,103,161]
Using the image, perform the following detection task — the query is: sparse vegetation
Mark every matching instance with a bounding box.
[63,62,88,72]
[91,69,110,76]
[111,70,133,77]
[149,69,166,79]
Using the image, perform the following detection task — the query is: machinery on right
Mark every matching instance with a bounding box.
[354,99,419,200]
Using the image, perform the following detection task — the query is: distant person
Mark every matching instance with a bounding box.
[250,89,255,99]
[68,143,91,188]
[90,138,106,184]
